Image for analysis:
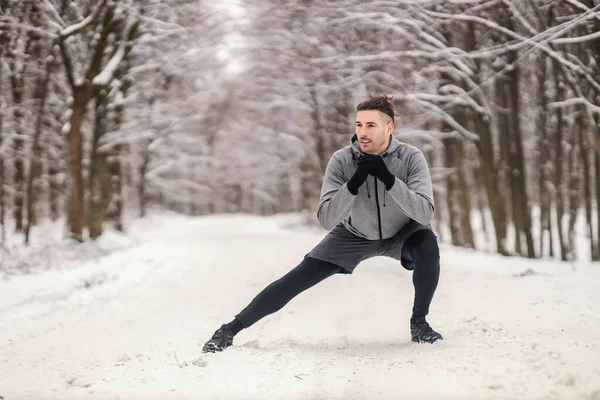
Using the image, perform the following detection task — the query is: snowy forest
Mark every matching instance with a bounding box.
[0,0,599,262]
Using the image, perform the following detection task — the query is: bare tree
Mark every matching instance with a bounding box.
[57,0,139,241]
[0,28,6,244]
[25,49,57,244]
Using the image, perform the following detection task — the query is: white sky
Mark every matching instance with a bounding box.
[214,0,246,76]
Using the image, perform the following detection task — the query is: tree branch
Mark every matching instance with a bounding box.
[59,0,108,39]
[422,8,600,92]
[84,4,117,85]
[43,0,66,28]
[561,0,600,22]
[58,37,76,89]
[58,0,109,89]
[92,14,140,88]
[549,98,600,114]
[553,29,600,44]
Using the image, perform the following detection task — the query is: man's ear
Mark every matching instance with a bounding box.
[387,121,394,134]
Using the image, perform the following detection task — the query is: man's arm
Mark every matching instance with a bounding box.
[316,153,358,230]
[386,150,435,225]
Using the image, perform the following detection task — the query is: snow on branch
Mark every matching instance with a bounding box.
[313,50,447,67]
[421,8,600,93]
[438,84,489,116]
[402,94,481,141]
[502,0,537,36]
[548,98,600,114]
[562,0,600,22]
[553,30,600,45]
[92,15,138,87]
[60,14,93,37]
[60,0,108,38]
[412,91,487,117]
[425,65,489,107]
[0,22,58,40]
[92,43,126,86]
[43,0,66,28]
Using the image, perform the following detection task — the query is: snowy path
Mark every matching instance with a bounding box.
[1,214,599,400]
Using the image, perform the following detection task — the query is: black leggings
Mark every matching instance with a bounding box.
[235,257,343,328]
[235,229,440,329]
[404,229,440,320]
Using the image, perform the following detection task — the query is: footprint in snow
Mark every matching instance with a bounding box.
[241,339,260,349]
[175,353,208,368]
[115,353,131,366]
[63,374,94,388]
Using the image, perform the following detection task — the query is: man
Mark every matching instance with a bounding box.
[202,94,442,353]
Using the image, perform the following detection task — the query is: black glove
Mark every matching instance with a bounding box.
[357,154,396,190]
[347,164,369,195]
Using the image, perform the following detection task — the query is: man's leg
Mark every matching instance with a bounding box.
[403,229,442,343]
[235,256,344,328]
[202,257,344,352]
[405,229,440,320]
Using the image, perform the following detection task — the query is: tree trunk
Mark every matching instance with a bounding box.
[583,0,600,260]
[444,106,474,248]
[444,136,461,246]
[88,89,109,239]
[496,73,521,255]
[105,36,139,230]
[300,150,322,212]
[507,50,535,258]
[48,78,63,221]
[566,127,581,261]
[596,145,600,261]
[277,170,293,214]
[310,86,327,174]
[66,88,87,242]
[464,20,507,255]
[48,161,60,221]
[595,115,600,262]
[575,106,597,260]
[0,48,4,244]
[108,90,125,231]
[474,115,508,255]
[446,140,474,248]
[139,140,151,217]
[457,138,474,248]
[470,142,489,244]
[425,146,443,241]
[537,54,552,258]
[552,61,568,261]
[25,52,55,244]
[106,144,123,231]
[9,61,25,232]
[57,0,136,239]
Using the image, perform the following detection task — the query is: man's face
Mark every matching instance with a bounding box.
[355,110,393,155]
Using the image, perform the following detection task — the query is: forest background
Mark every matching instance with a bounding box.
[1,0,599,262]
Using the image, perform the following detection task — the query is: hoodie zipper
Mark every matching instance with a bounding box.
[373,177,383,240]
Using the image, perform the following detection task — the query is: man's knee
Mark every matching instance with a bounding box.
[411,230,439,258]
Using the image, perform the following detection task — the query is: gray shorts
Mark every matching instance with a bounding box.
[306,221,432,274]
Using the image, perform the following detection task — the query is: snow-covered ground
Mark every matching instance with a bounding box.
[1,212,599,400]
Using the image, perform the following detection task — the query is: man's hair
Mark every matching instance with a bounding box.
[356,94,398,124]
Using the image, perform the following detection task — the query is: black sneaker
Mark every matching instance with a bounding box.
[202,324,235,353]
[410,318,443,343]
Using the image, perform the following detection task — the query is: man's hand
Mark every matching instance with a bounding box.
[358,154,396,190]
[347,163,369,195]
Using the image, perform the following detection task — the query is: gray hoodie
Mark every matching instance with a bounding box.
[317,134,434,240]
